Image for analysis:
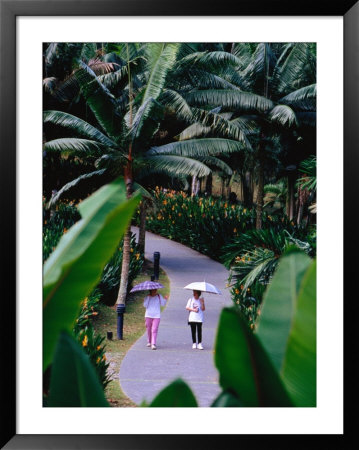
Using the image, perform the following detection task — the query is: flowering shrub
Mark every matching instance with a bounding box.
[140,188,300,261]
[141,188,257,260]
[73,290,112,390]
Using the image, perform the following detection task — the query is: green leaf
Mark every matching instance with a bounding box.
[211,390,244,407]
[43,110,117,147]
[75,62,123,140]
[185,89,274,113]
[255,249,312,373]
[147,138,247,158]
[143,43,180,103]
[215,307,293,406]
[145,154,211,178]
[44,137,106,156]
[268,105,298,127]
[47,169,107,207]
[129,97,164,152]
[149,378,198,407]
[281,260,316,406]
[43,178,140,369]
[47,331,109,407]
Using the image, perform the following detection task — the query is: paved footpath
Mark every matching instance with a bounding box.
[119,227,232,407]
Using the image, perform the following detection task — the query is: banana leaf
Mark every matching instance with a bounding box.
[47,331,109,407]
[43,177,140,369]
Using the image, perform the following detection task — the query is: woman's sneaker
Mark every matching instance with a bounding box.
[151,344,157,350]
[192,343,197,349]
[146,343,151,347]
[197,343,204,350]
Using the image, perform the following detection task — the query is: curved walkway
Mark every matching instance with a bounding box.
[119,227,232,407]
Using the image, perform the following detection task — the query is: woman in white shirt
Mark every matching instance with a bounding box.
[186,290,205,349]
[143,289,168,350]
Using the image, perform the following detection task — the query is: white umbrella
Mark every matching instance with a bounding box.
[183,281,222,295]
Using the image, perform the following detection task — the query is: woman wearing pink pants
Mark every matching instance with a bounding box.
[143,289,168,350]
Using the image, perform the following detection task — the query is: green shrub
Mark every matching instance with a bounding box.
[43,201,81,261]
[222,227,316,325]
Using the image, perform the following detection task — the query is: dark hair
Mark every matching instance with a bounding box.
[194,290,201,296]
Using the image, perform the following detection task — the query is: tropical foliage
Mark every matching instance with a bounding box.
[42,41,316,408]
[148,250,316,407]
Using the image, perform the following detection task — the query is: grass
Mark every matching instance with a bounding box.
[92,259,170,407]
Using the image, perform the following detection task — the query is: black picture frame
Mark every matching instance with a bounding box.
[1,0,356,448]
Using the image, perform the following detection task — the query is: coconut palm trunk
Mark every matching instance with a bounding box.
[116,161,134,305]
[138,200,146,254]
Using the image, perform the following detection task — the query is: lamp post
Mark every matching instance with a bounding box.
[116,304,126,340]
[153,251,160,280]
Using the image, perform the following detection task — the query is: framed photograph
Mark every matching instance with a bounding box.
[1,0,356,448]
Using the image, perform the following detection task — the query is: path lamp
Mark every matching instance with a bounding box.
[116,304,126,340]
[153,251,160,280]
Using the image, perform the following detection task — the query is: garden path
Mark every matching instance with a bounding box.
[119,227,232,407]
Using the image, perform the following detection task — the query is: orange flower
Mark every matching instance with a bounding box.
[82,335,88,347]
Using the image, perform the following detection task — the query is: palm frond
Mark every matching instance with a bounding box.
[46,74,80,103]
[231,43,254,70]
[240,43,277,91]
[191,108,252,148]
[268,104,298,127]
[185,89,274,113]
[232,253,278,295]
[160,89,194,121]
[176,123,211,141]
[177,51,242,71]
[43,77,58,94]
[272,43,313,96]
[43,138,107,156]
[144,154,211,178]
[75,61,123,140]
[142,43,180,103]
[195,155,233,175]
[229,115,259,135]
[47,169,107,207]
[297,155,316,191]
[129,97,164,152]
[280,84,316,111]
[43,110,117,147]
[147,138,248,158]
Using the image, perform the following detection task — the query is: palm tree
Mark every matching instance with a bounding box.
[43,43,249,307]
[174,43,316,228]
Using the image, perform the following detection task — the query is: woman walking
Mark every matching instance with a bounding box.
[143,289,168,350]
[186,290,205,349]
